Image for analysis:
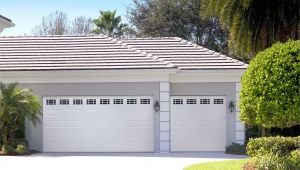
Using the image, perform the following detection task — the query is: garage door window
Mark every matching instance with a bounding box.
[140,99,150,104]
[200,99,210,104]
[73,99,83,105]
[187,99,196,104]
[214,99,224,104]
[113,99,123,104]
[127,99,137,104]
[100,99,110,105]
[173,99,183,105]
[59,99,69,105]
[86,99,96,105]
[46,99,56,105]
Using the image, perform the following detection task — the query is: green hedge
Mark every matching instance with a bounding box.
[247,136,300,156]
[246,136,300,170]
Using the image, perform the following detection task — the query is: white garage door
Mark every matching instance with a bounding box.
[43,96,154,152]
[171,96,226,151]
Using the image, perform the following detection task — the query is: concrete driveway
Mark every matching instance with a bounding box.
[0,152,248,170]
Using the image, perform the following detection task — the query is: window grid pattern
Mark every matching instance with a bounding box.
[140,99,150,104]
[214,99,224,104]
[200,99,210,104]
[73,99,83,105]
[187,99,196,104]
[59,99,69,105]
[46,99,56,105]
[86,99,96,105]
[127,99,137,104]
[113,99,123,104]
[173,99,183,105]
[100,99,110,105]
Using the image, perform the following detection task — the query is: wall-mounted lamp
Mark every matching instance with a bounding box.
[229,101,235,113]
[154,101,160,112]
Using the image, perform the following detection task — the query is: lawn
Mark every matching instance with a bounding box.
[184,159,248,170]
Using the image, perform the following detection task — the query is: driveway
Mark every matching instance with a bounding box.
[0,152,248,170]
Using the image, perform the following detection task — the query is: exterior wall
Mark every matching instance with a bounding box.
[22,82,160,152]
[159,82,170,152]
[170,83,237,146]
[235,83,245,144]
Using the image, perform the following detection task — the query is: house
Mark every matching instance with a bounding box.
[0,35,247,153]
[0,15,14,33]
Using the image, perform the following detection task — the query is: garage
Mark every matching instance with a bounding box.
[171,96,226,151]
[43,96,154,152]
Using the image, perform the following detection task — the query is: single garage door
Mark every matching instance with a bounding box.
[43,96,154,152]
[171,96,226,151]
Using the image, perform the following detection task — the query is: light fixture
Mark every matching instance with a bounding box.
[229,101,235,113]
[154,101,160,112]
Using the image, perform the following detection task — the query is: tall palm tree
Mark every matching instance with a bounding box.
[93,10,129,37]
[0,82,41,145]
[201,0,300,61]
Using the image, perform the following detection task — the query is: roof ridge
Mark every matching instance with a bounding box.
[179,39,248,66]
[121,36,182,40]
[0,34,106,38]
[115,38,176,68]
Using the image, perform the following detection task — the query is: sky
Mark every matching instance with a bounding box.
[1,0,132,36]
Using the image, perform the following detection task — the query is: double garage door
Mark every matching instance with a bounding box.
[43,96,154,152]
[43,95,226,152]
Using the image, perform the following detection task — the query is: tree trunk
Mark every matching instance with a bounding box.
[261,126,266,137]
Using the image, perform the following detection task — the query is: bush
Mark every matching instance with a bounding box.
[287,149,300,170]
[247,136,300,170]
[1,144,14,155]
[15,145,27,155]
[225,142,246,155]
[247,136,299,157]
[240,40,300,128]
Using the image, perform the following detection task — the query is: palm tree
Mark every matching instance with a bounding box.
[201,0,299,61]
[0,82,41,145]
[93,10,129,38]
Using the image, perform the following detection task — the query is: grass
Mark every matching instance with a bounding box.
[184,159,248,170]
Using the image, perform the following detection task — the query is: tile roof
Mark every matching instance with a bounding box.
[0,35,174,71]
[120,37,248,70]
[0,35,247,71]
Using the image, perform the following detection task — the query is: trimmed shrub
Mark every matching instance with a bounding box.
[1,144,14,155]
[247,136,299,157]
[247,136,300,170]
[225,142,246,155]
[288,149,300,170]
[15,145,27,155]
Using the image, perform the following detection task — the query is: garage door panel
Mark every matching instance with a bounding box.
[171,96,226,151]
[43,96,154,152]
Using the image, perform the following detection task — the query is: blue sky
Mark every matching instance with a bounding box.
[1,0,132,36]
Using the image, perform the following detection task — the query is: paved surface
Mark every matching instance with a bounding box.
[0,152,248,170]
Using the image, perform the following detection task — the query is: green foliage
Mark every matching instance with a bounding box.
[93,10,133,38]
[128,0,229,55]
[288,150,300,169]
[225,142,246,155]
[1,144,14,154]
[246,136,300,157]
[201,0,300,60]
[247,136,300,170]
[15,145,27,155]
[0,82,42,146]
[240,40,300,128]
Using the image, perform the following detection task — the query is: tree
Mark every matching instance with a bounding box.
[239,40,300,129]
[93,10,131,37]
[0,82,41,145]
[32,11,69,35]
[71,16,94,35]
[32,11,93,35]
[201,0,300,61]
[127,0,229,55]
